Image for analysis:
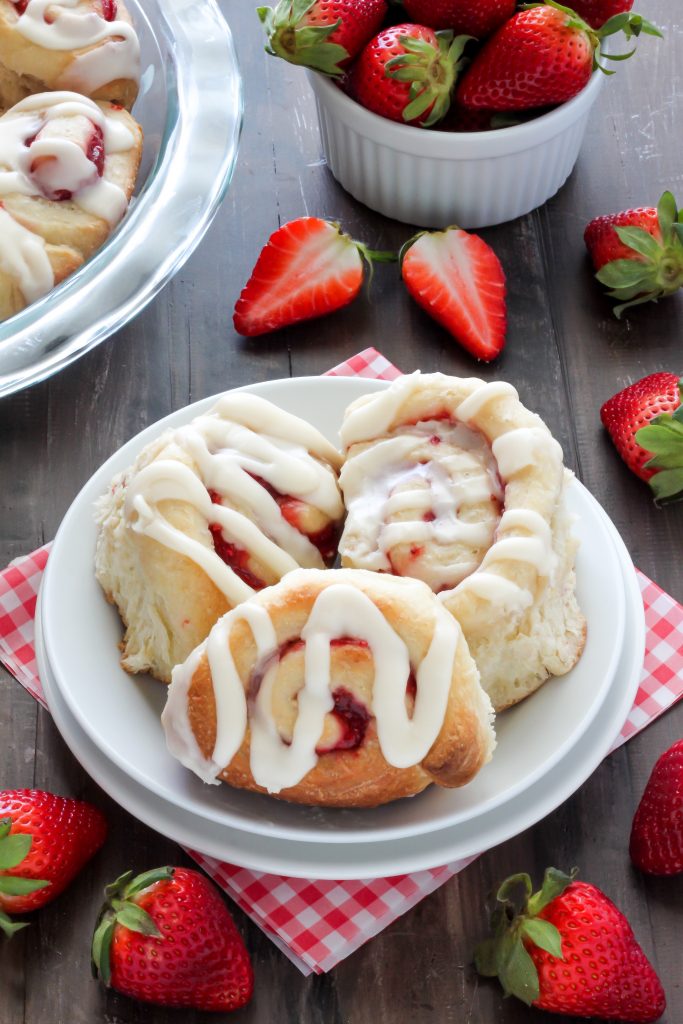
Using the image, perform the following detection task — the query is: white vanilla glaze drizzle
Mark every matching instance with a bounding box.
[341,372,565,614]
[14,0,140,94]
[440,402,564,612]
[125,394,344,603]
[0,204,53,300]
[340,420,503,590]
[163,577,461,791]
[0,91,135,299]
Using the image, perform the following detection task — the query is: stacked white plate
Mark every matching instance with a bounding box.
[36,378,645,879]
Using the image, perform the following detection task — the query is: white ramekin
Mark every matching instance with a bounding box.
[308,69,605,228]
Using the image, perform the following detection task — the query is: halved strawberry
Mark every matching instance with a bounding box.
[233,217,395,337]
[585,191,683,317]
[600,372,683,503]
[400,225,506,361]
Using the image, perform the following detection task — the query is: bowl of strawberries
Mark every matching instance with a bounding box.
[260,0,661,228]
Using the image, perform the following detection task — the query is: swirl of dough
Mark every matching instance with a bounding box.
[96,394,346,684]
[340,372,586,712]
[0,90,141,317]
[162,568,496,807]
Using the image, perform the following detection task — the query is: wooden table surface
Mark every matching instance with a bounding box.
[1,2,682,1021]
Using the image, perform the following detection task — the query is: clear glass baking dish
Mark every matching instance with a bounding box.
[0,0,243,398]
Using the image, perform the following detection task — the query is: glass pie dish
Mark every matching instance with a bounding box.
[0,0,243,399]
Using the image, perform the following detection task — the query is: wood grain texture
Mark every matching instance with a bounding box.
[0,0,681,1021]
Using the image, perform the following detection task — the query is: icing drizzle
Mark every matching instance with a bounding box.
[0,91,136,301]
[162,575,461,792]
[125,394,344,606]
[341,372,564,614]
[340,419,503,591]
[13,0,140,94]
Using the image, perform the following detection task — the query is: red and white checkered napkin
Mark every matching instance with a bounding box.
[1,347,683,975]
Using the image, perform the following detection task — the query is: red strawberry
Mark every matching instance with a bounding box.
[92,866,254,1012]
[456,2,661,111]
[348,24,471,127]
[585,191,683,317]
[475,867,666,1021]
[258,0,387,76]
[233,217,395,337]
[570,0,634,29]
[400,225,506,361]
[0,789,107,936]
[600,373,683,503]
[630,739,683,875]
[402,0,515,39]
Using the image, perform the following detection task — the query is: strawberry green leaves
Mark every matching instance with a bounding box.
[595,191,683,316]
[258,1,349,76]
[474,867,577,1005]
[385,31,472,126]
[636,378,683,503]
[0,816,49,938]
[91,867,174,986]
[258,0,387,77]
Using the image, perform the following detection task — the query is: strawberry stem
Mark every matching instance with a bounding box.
[474,867,578,1006]
[636,378,683,504]
[0,909,29,938]
[258,1,350,76]
[596,191,683,316]
[385,31,472,127]
[92,866,175,986]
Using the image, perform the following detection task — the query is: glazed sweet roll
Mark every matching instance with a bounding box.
[162,568,496,807]
[96,394,346,684]
[0,90,142,318]
[339,372,586,712]
[0,0,139,112]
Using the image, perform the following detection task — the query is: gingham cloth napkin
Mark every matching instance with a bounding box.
[1,348,683,975]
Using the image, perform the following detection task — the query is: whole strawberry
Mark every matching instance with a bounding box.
[475,867,666,1021]
[630,739,683,875]
[456,1,661,111]
[401,0,515,39]
[585,191,683,317]
[600,373,683,503]
[349,24,471,127]
[0,789,107,936]
[258,0,387,76]
[570,0,634,29]
[400,225,507,361]
[233,216,395,336]
[92,866,254,1011]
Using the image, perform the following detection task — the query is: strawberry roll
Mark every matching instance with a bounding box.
[339,372,586,711]
[96,394,346,683]
[162,568,496,807]
[0,0,140,112]
[0,90,142,319]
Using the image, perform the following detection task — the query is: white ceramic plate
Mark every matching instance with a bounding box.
[36,518,643,878]
[41,377,625,845]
